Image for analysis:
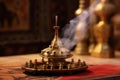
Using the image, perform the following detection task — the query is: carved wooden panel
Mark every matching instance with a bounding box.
[0,0,29,31]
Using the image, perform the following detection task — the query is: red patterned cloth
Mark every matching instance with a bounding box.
[58,64,120,80]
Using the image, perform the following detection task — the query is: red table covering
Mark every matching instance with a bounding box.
[58,64,120,80]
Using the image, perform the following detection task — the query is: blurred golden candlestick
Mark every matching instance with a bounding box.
[74,0,90,55]
[91,0,116,58]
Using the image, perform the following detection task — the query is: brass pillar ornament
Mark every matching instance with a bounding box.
[22,16,88,75]
[91,0,115,58]
[74,0,89,55]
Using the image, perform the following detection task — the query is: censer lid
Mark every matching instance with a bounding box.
[40,16,72,58]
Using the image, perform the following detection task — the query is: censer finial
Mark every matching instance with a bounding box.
[51,15,59,48]
[55,15,58,26]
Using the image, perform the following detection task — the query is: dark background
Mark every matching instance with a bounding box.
[0,0,120,56]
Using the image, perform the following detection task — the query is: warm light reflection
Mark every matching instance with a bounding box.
[95,3,103,11]
[75,8,83,16]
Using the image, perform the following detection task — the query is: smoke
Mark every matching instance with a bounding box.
[60,16,80,50]
[60,0,101,50]
[74,10,89,41]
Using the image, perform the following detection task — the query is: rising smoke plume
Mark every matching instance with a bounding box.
[60,0,100,50]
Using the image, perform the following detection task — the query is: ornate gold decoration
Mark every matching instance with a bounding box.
[91,0,115,58]
[22,16,88,75]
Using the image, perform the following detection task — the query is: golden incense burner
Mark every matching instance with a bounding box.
[22,16,88,75]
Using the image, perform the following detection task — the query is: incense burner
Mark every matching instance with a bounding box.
[22,16,88,75]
